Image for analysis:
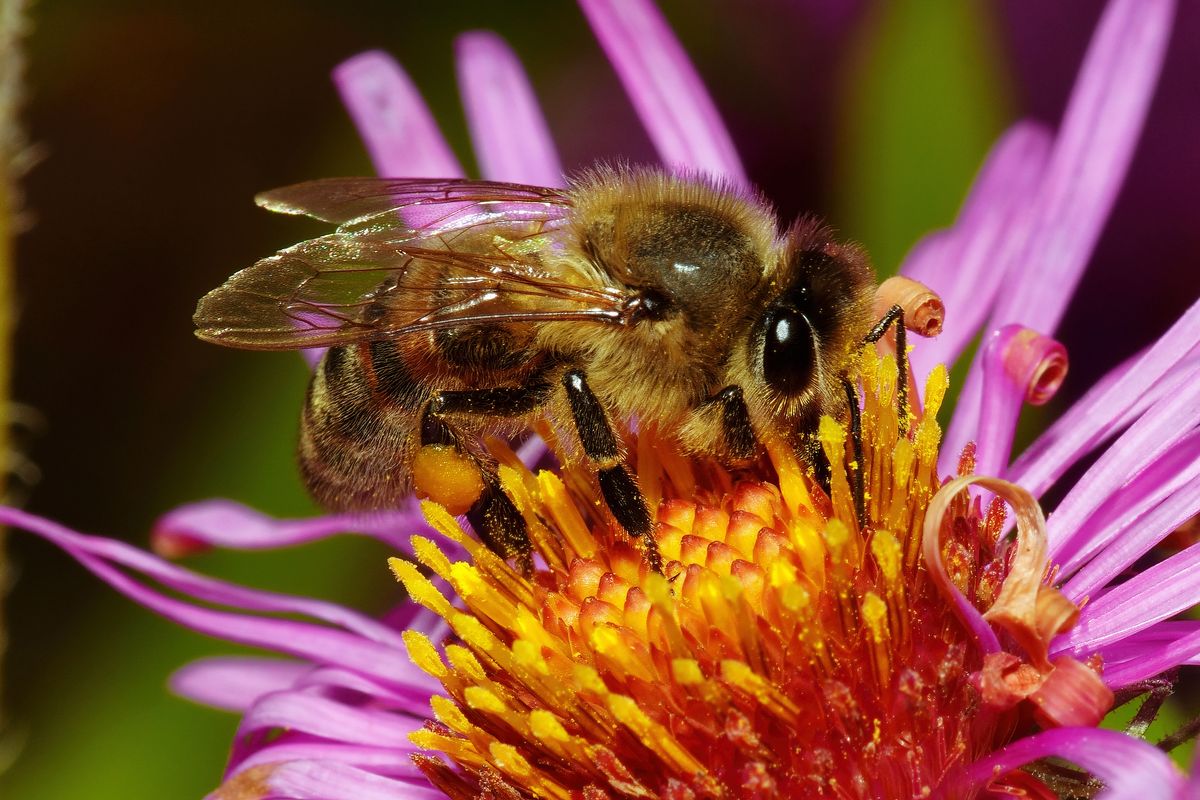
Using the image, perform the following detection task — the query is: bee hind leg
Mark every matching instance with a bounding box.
[418,388,553,576]
[561,369,662,573]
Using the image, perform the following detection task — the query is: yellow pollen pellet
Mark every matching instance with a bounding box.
[671,658,705,685]
[464,685,508,714]
[824,518,850,551]
[512,638,549,673]
[767,560,798,589]
[401,630,448,679]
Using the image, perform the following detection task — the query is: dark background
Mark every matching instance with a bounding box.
[2,1,1197,796]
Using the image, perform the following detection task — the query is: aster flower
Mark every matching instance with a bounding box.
[8,0,1200,798]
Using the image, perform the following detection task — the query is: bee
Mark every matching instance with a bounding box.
[195,166,915,572]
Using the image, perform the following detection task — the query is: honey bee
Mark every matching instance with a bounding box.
[195,166,911,572]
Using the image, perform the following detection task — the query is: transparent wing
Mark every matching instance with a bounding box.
[256,176,572,233]
[195,179,629,350]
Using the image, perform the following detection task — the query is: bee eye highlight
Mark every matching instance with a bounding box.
[761,306,816,396]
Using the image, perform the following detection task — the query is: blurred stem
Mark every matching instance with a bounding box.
[0,0,30,751]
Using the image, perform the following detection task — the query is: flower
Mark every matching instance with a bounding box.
[9,0,1200,797]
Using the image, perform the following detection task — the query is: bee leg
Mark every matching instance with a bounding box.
[707,386,759,463]
[561,369,662,573]
[418,401,536,576]
[842,376,866,528]
[863,303,908,435]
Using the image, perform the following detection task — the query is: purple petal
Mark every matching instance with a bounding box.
[1058,541,1200,653]
[578,0,746,183]
[1010,294,1200,497]
[904,122,1053,384]
[233,692,422,750]
[1089,622,1200,688]
[987,0,1175,335]
[1057,433,1200,592]
[2,507,433,687]
[972,326,1067,479]
[152,498,432,557]
[171,656,311,712]
[228,741,427,780]
[943,0,1175,468]
[1045,368,1200,557]
[333,51,464,178]
[219,760,443,800]
[455,31,564,186]
[937,728,1183,799]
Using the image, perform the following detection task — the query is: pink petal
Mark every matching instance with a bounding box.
[1045,369,1200,557]
[333,51,464,178]
[219,760,443,800]
[233,692,421,750]
[1059,541,1200,653]
[578,0,746,183]
[455,31,564,186]
[937,728,1183,799]
[1057,433,1200,594]
[2,507,430,687]
[228,741,426,781]
[904,122,1053,385]
[988,0,1175,335]
[171,656,311,712]
[1010,295,1200,497]
[1087,622,1200,689]
[152,498,433,557]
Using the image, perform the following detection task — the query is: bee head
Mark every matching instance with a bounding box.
[754,222,875,402]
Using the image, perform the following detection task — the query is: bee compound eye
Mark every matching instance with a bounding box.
[761,306,816,396]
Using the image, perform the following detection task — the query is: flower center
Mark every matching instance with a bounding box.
[392,351,1109,799]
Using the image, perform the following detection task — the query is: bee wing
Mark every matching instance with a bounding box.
[255,176,571,232]
[196,179,630,350]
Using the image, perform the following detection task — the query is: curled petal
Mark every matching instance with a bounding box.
[578,0,746,183]
[455,31,564,186]
[333,51,463,178]
[873,276,944,338]
[922,476,1002,656]
[974,326,1067,479]
[1011,295,1200,498]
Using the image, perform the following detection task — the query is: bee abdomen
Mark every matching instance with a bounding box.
[299,344,431,510]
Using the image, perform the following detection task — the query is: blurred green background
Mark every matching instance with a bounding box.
[2,1,1197,797]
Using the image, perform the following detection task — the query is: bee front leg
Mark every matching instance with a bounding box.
[863,303,908,435]
[705,385,759,463]
[561,370,662,573]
